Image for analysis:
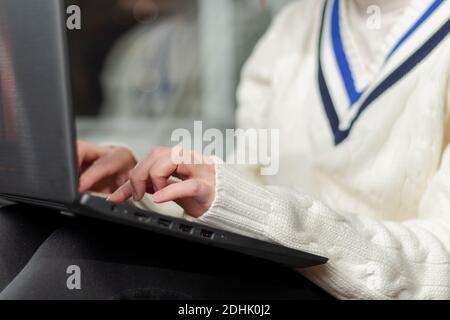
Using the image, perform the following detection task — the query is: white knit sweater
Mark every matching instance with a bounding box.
[181,0,450,299]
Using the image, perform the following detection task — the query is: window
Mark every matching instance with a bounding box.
[69,0,295,157]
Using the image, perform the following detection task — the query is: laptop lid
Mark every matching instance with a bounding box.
[0,0,78,204]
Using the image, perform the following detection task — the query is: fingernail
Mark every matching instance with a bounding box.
[106,196,111,202]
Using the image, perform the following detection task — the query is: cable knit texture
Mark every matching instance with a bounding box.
[189,0,450,299]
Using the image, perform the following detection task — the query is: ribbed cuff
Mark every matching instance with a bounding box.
[189,163,331,257]
[193,164,273,240]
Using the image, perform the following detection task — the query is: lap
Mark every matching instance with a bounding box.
[0,204,332,300]
[0,203,62,291]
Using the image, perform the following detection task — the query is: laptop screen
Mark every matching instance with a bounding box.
[0,0,78,204]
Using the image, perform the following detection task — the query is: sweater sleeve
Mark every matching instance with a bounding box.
[193,152,450,299]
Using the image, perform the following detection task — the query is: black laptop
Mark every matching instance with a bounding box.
[0,0,327,268]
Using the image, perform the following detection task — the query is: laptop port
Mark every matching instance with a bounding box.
[134,211,150,221]
[158,218,172,228]
[179,224,193,234]
[200,229,214,239]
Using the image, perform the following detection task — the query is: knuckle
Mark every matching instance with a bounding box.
[148,146,161,156]
[149,170,158,180]
[115,146,128,155]
[129,170,145,185]
[149,172,164,184]
[129,169,139,182]
[115,147,134,162]
[148,145,168,157]
[191,180,201,194]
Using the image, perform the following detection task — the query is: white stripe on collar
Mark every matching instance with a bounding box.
[319,0,449,130]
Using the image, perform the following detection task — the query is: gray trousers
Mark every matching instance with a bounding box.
[0,203,332,300]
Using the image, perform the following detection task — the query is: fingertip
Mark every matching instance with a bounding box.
[152,192,161,203]
[108,192,124,203]
[110,181,133,203]
[78,179,88,193]
[79,173,95,193]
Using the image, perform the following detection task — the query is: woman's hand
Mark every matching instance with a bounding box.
[108,146,216,218]
[77,141,137,194]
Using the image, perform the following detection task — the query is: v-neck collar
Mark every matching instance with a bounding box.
[318,0,450,145]
[331,0,445,108]
[341,0,416,90]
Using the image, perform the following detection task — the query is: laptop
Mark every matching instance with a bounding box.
[0,0,327,268]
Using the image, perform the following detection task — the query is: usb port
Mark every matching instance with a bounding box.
[179,224,193,234]
[134,211,150,221]
[200,229,214,239]
[158,218,172,228]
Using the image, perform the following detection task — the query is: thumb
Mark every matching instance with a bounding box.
[152,179,205,204]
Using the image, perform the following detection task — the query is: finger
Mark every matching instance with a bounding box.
[108,181,133,203]
[115,172,130,187]
[77,142,101,171]
[148,155,179,194]
[152,179,203,204]
[79,156,119,192]
[129,147,169,200]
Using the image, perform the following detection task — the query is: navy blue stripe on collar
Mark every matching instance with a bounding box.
[318,1,450,145]
[331,0,362,106]
[386,0,446,60]
[331,0,445,108]
[319,2,340,141]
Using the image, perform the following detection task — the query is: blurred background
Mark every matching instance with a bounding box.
[68,0,295,157]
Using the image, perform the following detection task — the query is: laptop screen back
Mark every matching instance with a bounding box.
[0,0,78,203]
